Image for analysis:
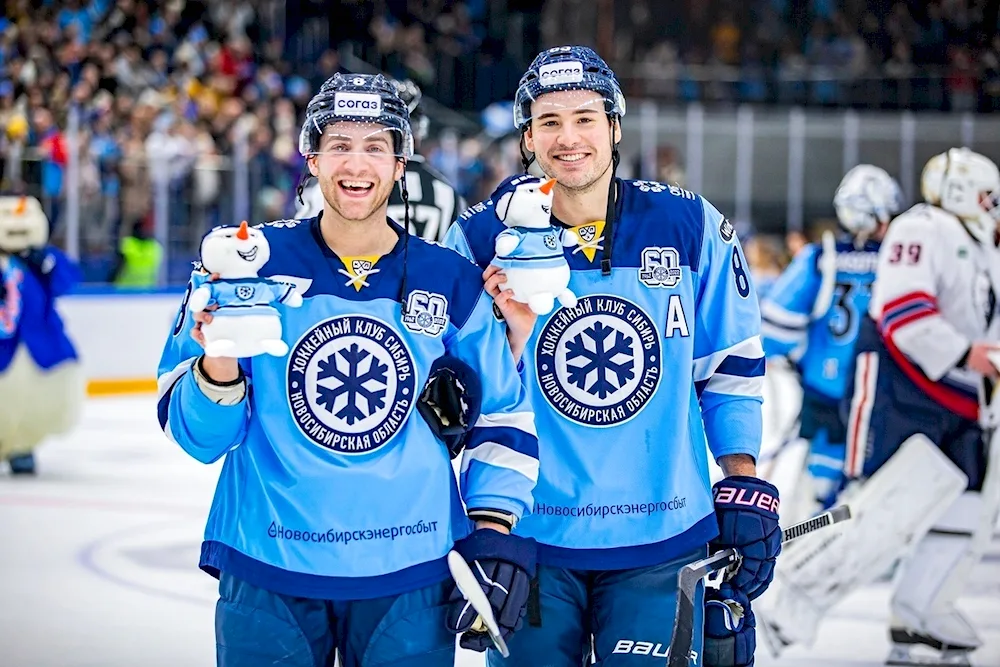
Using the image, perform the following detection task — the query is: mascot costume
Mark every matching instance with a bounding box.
[0,196,83,474]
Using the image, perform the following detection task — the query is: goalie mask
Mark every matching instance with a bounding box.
[921,147,1000,243]
[833,165,904,243]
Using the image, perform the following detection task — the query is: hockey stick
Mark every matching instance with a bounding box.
[446,550,511,658]
[666,504,852,667]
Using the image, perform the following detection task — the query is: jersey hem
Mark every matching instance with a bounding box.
[199,541,451,601]
[534,514,718,570]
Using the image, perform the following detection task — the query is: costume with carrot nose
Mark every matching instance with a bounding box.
[0,195,82,475]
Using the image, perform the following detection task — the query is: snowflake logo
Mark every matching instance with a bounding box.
[315,343,389,425]
[565,321,635,399]
[287,315,416,453]
[535,295,662,427]
[632,180,666,193]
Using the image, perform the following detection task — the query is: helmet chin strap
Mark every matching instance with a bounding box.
[961,213,999,246]
[601,120,621,277]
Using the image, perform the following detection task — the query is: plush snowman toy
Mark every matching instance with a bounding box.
[189,221,303,358]
[492,175,578,315]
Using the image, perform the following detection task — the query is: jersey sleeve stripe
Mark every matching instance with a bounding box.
[459,442,540,484]
[703,373,765,398]
[464,425,539,459]
[760,301,810,329]
[472,412,537,437]
[716,355,766,378]
[693,336,764,382]
[157,357,196,402]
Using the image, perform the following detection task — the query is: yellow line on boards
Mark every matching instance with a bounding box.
[86,378,158,396]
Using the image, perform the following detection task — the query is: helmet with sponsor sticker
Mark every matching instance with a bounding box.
[298,72,414,159]
[513,46,626,132]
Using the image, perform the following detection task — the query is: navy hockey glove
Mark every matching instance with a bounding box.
[17,248,55,275]
[704,583,756,667]
[417,355,482,459]
[446,528,537,652]
[711,476,781,600]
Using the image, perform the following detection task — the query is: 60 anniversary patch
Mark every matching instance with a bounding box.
[535,295,662,427]
[287,315,416,454]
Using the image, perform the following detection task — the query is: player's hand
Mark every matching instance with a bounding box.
[484,264,536,363]
[446,528,537,652]
[964,341,1000,380]
[704,584,756,667]
[711,476,781,600]
[190,273,240,382]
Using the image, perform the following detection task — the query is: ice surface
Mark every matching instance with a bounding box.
[1,374,997,667]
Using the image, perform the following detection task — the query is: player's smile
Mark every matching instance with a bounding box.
[337,179,376,198]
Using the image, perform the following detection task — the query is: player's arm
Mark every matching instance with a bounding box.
[873,216,970,380]
[446,289,539,528]
[693,199,765,465]
[759,244,821,361]
[156,272,251,464]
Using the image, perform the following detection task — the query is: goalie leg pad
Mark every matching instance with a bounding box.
[754,435,968,651]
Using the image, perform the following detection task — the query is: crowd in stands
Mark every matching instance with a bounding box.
[1,0,998,283]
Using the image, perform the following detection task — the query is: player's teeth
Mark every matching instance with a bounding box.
[341,181,373,189]
[558,154,586,162]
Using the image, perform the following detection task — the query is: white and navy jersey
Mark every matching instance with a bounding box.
[296,156,466,243]
[761,238,880,402]
[868,204,1000,420]
[445,179,764,570]
[156,217,537,600]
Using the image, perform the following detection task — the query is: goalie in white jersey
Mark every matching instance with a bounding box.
[760,147,1000,666]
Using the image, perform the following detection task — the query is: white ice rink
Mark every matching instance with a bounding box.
[1,389,998,667]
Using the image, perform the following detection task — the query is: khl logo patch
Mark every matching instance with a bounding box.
[535,295,661,427]
[402,290,449,337]
[287,315,416,454]
[638,247,682,288]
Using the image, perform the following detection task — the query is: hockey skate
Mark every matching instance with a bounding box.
[885,610,980,667]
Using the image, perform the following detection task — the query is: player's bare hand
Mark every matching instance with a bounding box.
[966,341,1000,380]
[190,273,220,348]
[484,265,536,363]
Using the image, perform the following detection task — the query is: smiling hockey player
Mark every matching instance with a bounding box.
[445,46,778,667]
[156,73,538,667]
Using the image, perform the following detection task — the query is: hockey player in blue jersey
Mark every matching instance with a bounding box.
[760,165,903,516]
[156,73,539,667]
[444,46,779,667]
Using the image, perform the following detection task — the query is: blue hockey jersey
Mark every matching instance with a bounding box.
[445,179,764,570]
[0,248,80,372]
[493,226,569,271]
[761,239,880,401]
[157,217,538,600]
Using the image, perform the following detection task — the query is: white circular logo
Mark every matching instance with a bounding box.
[287,315,416,454]
[535,295,661,427]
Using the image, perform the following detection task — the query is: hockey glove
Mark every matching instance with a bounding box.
[417,355,482,459]
[446,528,537,652]
[704,583,756,667]
[711,476,781,600]
[17,248,55,275]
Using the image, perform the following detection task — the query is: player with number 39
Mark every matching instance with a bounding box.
[445,46,776,667]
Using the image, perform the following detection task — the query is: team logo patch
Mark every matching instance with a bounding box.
[535,295,661,427]
[638,247,682,288]
[543,233,559,250]
[632,180,666,193]
[287,315,416,454]
[720,218,735,243]
[236,285,255,300]
[402,290,449,337]
[569,221,606,262]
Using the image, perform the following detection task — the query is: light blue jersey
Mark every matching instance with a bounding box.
[761,239,880,401]
[157,217,538,600]
[493,226,569,271]
[445,179,764,570]
[200,278,298,317]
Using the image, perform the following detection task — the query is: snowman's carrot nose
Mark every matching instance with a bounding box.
[539,179,556,195]
[14,196,26,214]
[236,220,249,240]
